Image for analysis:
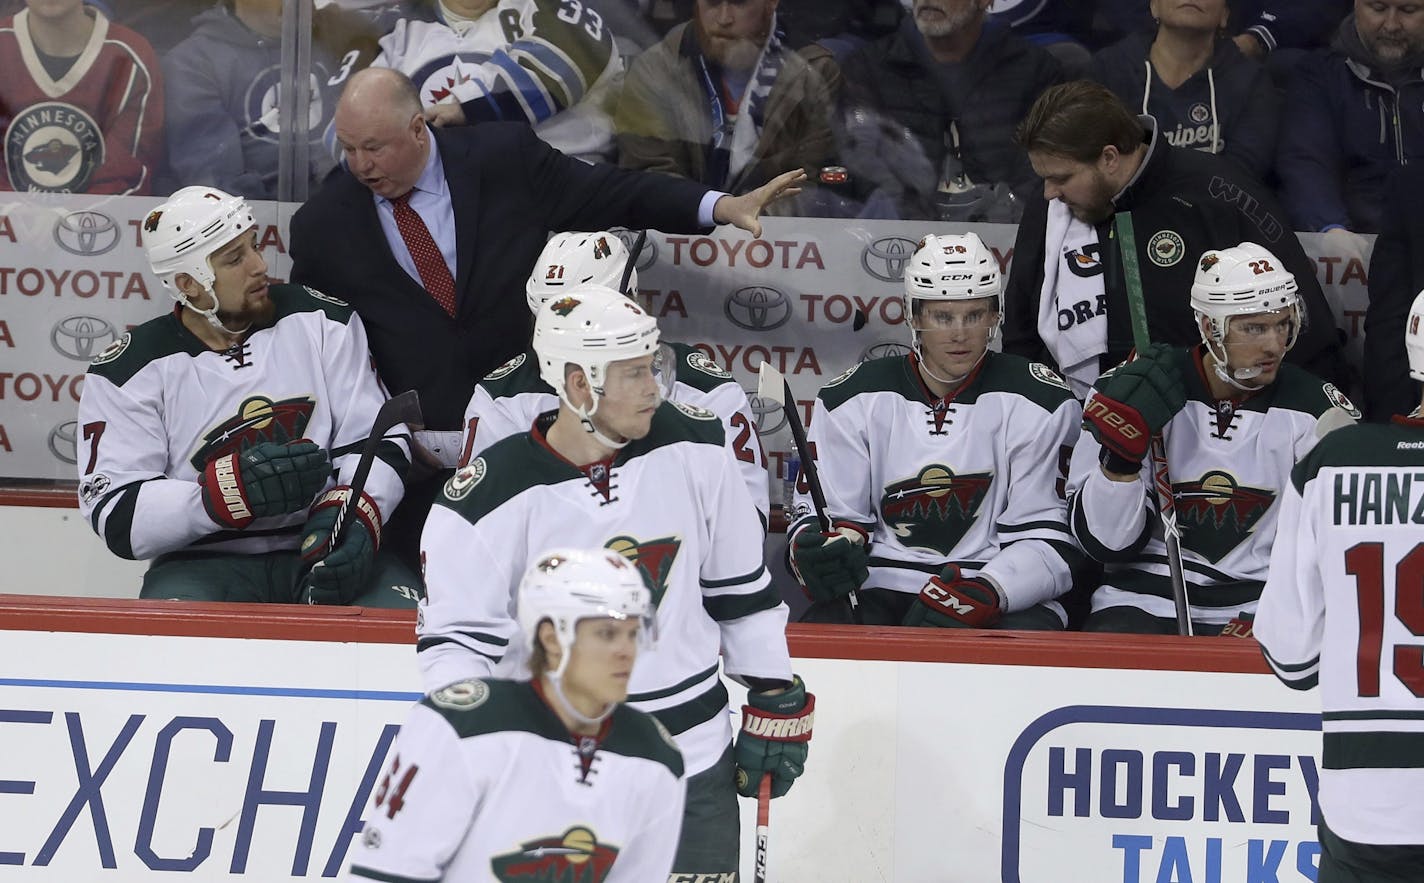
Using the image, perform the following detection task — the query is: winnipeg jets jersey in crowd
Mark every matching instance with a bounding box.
[77,286,409,561]
[0,8,163,194]
[344,679,684,882]
[374,0,622,159]
[420,403,790,776]
[1255,417,1424,846]
[790,352,1083,611]
[1068,346,1359,624]
[459,342,771,527]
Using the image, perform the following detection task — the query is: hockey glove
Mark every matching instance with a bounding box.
[199,440,330,530]
[735,675,814,799]
[297,487,382,605]
[789,524,869,603]
[1083,343,1185,473]
[1221,611,1255,639]
[903,565,1003,628]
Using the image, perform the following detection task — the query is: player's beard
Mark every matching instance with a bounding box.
[1065,170,1117,224]
[913,0,980,38]
[218,283,275,332]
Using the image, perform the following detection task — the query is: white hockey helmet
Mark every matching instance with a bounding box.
[1191,242,1300,343]
[903,232,1002,310]
[1408,288,1424,383]
[516,547,655,682]
[533,283,661,446]
[526,232,637,315]
[144,186,256,295]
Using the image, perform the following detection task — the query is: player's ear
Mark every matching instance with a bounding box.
[173,273,201,301]
[537,620,562,670]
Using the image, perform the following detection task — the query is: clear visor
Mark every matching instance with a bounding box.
[909,296,1001,333]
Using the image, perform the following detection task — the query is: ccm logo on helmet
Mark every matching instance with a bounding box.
[1084,399,1143,439]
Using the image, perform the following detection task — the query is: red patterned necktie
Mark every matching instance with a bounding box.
[390,191,456,316]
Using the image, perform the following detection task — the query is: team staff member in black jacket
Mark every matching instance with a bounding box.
[1002,81,1343,399]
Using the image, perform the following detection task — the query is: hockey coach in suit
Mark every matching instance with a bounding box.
[290,67,803,569]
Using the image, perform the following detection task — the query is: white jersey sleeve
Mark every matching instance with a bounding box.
[342,703,482,881]
[1065,420,1156,559]
[77,373,223,560]
[1253,476,1321,687]
[319,307,408,520]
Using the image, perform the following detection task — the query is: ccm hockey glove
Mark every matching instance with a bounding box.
[298,487,382,605]
[1083,343,1185,473]
[789,524,869,603]
[735,676,814,799]
[903,564,1003,628]
[199,440,330,529]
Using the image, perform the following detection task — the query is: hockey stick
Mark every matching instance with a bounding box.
[1113,213,1193,636]
[619,229,646,296]
[754,774,771,883]
[757,361,861,621]
[300,389,422,603]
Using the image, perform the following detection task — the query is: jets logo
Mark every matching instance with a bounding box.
[1173,470,1276,564]
[605,535,682,608]
[490,827,619,882]
[548,297,581,317]
[1064,243,1103,278]
[189,395,316,470]
[880,465,993,555]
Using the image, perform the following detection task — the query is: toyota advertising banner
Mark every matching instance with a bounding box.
[0,197,1372,487]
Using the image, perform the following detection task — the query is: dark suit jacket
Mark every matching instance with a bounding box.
[289,123,712,430]
[1365,164,1424,421]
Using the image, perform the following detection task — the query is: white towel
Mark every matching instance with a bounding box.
[1037,199,1109,397]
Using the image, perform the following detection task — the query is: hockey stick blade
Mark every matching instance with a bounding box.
[303,389,421,603]
[755,774,771,883]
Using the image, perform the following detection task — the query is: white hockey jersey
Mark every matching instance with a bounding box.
[1255,417,1424,846]
[1067,346,1359,624]
[374,0,622,160]
[789,352,1083,611]
[458,342,771,528]
[343,678,685,882]
[419,403,789,776]
[76,286,409,561]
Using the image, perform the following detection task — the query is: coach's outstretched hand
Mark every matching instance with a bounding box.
[298,487,381,605]
[199,440,329,530]
[712,169,807,238]
[735,675,814,799]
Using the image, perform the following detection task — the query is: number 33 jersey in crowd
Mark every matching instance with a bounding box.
[75,286,408,561]
[344,678,685,882]
[1255,417,1424,846]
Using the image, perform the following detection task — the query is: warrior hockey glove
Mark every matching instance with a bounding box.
[903,564,1003,628]
[1221,610,1254,639]
[735,675,814,799]
[199,440,330,530]
[297,487,382,605]
[789,523,869,603]
[1083,343,1185,473]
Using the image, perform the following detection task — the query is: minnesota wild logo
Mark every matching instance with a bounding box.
[880,464,993,555]
[143,210,162,232]
[1173,470,1276,564]
[605,535,682,608]
[592,236,612,259]
[189,394,315,470]
[548,296,581,316]
[490,826,619,882]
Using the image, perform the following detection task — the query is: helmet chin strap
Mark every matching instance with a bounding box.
[1205,339,1265,393]
[181,285,251,338]
[911,326,993,389]
[569,394,632,450]
[547,675,615,727]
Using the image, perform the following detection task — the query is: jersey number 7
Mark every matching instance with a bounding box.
[1346,542,1424,698]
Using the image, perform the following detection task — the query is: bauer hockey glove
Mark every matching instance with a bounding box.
[735,676,814,799]
[297,487,382,605]
[199,440,330,530]
[903,564,1004,628]
[789,523,869,603]
[1083,343,1185,474]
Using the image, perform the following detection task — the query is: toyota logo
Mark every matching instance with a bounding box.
[610,227,657,272]
[53,210,120,256]
[860,341,912,363]
[724,286,791,331]
[861,236,919,283]
[51,315,118,361]
[49,420,78,465]
[747,390,789,436]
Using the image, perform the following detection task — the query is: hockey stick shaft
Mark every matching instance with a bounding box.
[1114,213,1193,636]
[758,363,861,620]
[755,774,771,883]
[619,230,646,296]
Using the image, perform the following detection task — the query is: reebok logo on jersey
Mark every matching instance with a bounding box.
[1173,470,1276,564]
[490,826,619,882]
[605,535,682,608]
[880,465,993,556]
